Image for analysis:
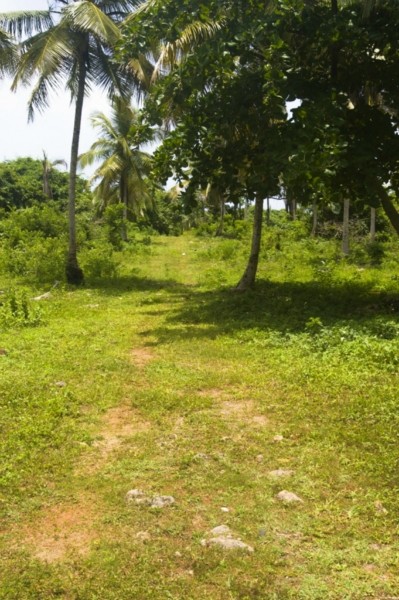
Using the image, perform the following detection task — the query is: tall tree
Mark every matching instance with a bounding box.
[42,151,67,200]
[0,1,140,283]
[80,95,154,240]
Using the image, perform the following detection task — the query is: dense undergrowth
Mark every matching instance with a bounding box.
[0,217,399,599]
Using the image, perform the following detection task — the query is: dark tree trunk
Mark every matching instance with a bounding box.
[380,190,399,235]
[66,54,85,285]
[291,197,297,220]
[121,177,128,242]
[216,194,225,236]
[235,194,264,291]
[342,196,350,256]
[370,207,376,241]
[266,197,270,225]
[331,0,338,83]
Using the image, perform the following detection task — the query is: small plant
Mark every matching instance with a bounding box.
[370,318,399,340]
[0,289,41,329]
[305,316,324,335]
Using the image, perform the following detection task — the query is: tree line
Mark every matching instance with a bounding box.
[1,0,399,288]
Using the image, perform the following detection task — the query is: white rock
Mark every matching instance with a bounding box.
[276,490,303,504]
[150,495,175,508]
[268,469,294,478]
[210,525,232,537]
[256,454,264,462]
[126,489,175,508]
[204,537,254,552]
[273,435,284,442]
[54,381,67,388]
[136,531,151,541]
[220,507,230,513]
[126,489,146,502]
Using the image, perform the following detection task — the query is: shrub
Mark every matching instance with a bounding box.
[0,289,41,329]
[80,242,120,280]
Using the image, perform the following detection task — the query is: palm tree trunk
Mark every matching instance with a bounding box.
[342,196,350,256]
[370,207,376,241]
[235,194,264,291]
[66,56,85,285]
[266,197,270,225]
[43,168,52,199]
[121,178,128,242]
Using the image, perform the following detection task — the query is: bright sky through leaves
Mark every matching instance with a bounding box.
[0,0,112,173]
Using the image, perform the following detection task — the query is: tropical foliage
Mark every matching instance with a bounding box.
[80,95,155,240]
[0,0,140,283]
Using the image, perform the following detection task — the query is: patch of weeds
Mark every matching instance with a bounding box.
[0,288,41,329]
[80,241,120,280]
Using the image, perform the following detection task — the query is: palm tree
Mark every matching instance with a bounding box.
[0,26,16,75]
[42,150,67,199]
[0,1,141,283]
[80,95,154,240]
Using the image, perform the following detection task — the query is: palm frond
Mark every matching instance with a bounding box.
[0,27,17,75]
[64,1,120,45]
[123,0,157,23]
[0,10,53,39]
[89,40,131,97]
[151,18,225,82]
[12,24,73,89]
[98,0,143,20]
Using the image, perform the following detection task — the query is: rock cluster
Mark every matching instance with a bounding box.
[201,525,254,552]
[126,489,175,508]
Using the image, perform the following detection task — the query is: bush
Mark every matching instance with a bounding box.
[80,242,120,280]
[0,289,41,329]
[0,237,66,283]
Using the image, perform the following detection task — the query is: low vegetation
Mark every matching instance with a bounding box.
[1,220,399,599]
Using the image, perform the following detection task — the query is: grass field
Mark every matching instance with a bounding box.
[1,231,399,599]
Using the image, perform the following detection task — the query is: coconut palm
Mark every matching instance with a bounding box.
[0,27,16,75]
[0,1,141,283]
[42,150,67,199]
[80,95,154,240]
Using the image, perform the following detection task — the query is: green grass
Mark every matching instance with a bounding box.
[1,231,399,599]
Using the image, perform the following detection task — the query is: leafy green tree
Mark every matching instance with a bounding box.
[0,157,90,211]
[80,95,154,241]
[0,0,140,283]
[120,0,287,288]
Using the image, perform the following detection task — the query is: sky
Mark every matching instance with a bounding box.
[0,0,286,206]
[0,0,114,175]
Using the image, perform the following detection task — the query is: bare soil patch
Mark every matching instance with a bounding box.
[130,347,154,368]
[220,400,269,427]
[79,404,151,474]
[20,496,98,563]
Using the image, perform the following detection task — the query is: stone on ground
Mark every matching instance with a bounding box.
[276,490,303,503]
[268,469,294,478]
[201,525,254,552]
[126,489,175,508]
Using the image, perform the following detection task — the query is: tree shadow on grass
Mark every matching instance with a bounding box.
[139,277,399,344]
[84,274,191,296]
